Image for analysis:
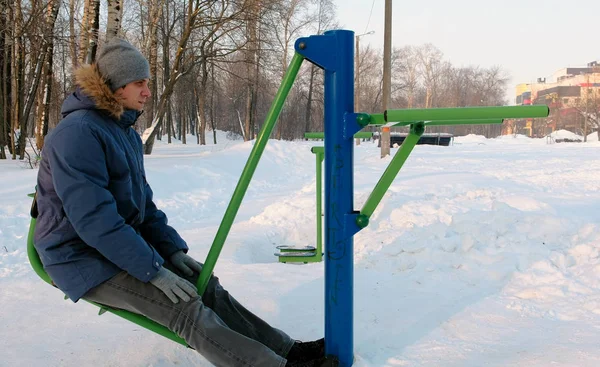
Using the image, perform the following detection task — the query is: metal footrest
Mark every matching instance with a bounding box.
[274,251,317,257]
[276,245,316,252]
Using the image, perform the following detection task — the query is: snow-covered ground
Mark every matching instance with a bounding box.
[2,131,600,366]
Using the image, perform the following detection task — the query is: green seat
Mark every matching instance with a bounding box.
[26,192,189,347]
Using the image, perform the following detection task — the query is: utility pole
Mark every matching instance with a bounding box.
[584,73,590,142]
[380,0,392,158]
[355,31,374,146]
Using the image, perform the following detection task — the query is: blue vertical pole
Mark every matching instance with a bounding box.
[322,30,354,367]
[295,29,357,366]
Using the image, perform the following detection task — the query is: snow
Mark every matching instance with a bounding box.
[550,129,583,141]
[2,132,600,366]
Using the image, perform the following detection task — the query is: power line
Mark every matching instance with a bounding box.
[364,0,376,34]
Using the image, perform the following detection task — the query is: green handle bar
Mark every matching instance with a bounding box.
[196,53,305,295]
[384,105,549,122]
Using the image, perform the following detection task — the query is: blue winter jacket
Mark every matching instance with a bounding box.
[34,64,188,302]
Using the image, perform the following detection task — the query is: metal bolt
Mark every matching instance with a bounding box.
[356,214,369,228]
[298,42,306,50]
[356,113,370,127]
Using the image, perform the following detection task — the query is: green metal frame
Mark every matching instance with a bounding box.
[359,122,424,221]
[196,53,306,294]
[277,146,324,264]
[354,105,549,229]
[379,105,549,123]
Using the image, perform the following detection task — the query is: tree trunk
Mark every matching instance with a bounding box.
[158,25,170,143]
[180,101,185,144]
[210,62,217,144]
[0,0,9,159]
[243,0,259,142]
[11,0,24,160]
[106,0,122,42]
[78,0,91,64]
[304,64,315,135]
[142,0,205,154]
[19,47,47,159]
[79,0,100,65]
[69,0,77,71]
[243,83,254,141]
[86,0,100,64]
[166,114,171,144]
[144,0,164,130]
[197,69,208,145]
[35,0,61,150]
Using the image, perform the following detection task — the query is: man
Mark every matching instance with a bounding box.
[34,38,337,367]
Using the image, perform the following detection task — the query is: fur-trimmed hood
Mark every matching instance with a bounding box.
[71,64,125,119]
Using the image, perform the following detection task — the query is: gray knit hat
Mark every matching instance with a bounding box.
[96,38,150,92]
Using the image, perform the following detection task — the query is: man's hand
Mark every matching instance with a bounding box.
[149,267,197,303]
[170,250,203,276]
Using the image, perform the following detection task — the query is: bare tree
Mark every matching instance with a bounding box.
[303,0,335,135]
[34,0,61,150]
[241,0,261,141]
[78,0,99,64]
[141,0,164,130]
[142,0,248,154]
[78,0,90,63]
[10,0,24,159]
[192,1,247,145]
[68,0,77,70]
[106,0,123,42]
[417,43,443,108]
[575,82,600,141]
[3,0,523,158]
[394,46,419,108]
[354,45,383,113]
[0,0,10,158]
[269,0,312,139]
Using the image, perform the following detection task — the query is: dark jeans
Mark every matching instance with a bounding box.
[84,261,293,367]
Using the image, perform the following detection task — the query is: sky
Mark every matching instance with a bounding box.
[333,0,600,103]
[3,130,600,366]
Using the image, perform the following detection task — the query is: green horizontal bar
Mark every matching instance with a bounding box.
[424,118,503,126]
[369,117,504,127]
[389,118,504,127]
[369,114,385,125]
[385,105,549,122]
[305,132,373,139]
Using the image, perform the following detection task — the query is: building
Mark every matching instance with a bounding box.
[507,61,600,137]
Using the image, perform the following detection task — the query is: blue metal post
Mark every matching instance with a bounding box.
[295,30,363,366]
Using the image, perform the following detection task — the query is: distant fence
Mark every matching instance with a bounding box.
[375,132,453,147]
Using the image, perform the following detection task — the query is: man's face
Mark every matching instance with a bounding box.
[115,79,151,111]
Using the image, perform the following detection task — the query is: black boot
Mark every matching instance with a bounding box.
[286,338,325,364]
